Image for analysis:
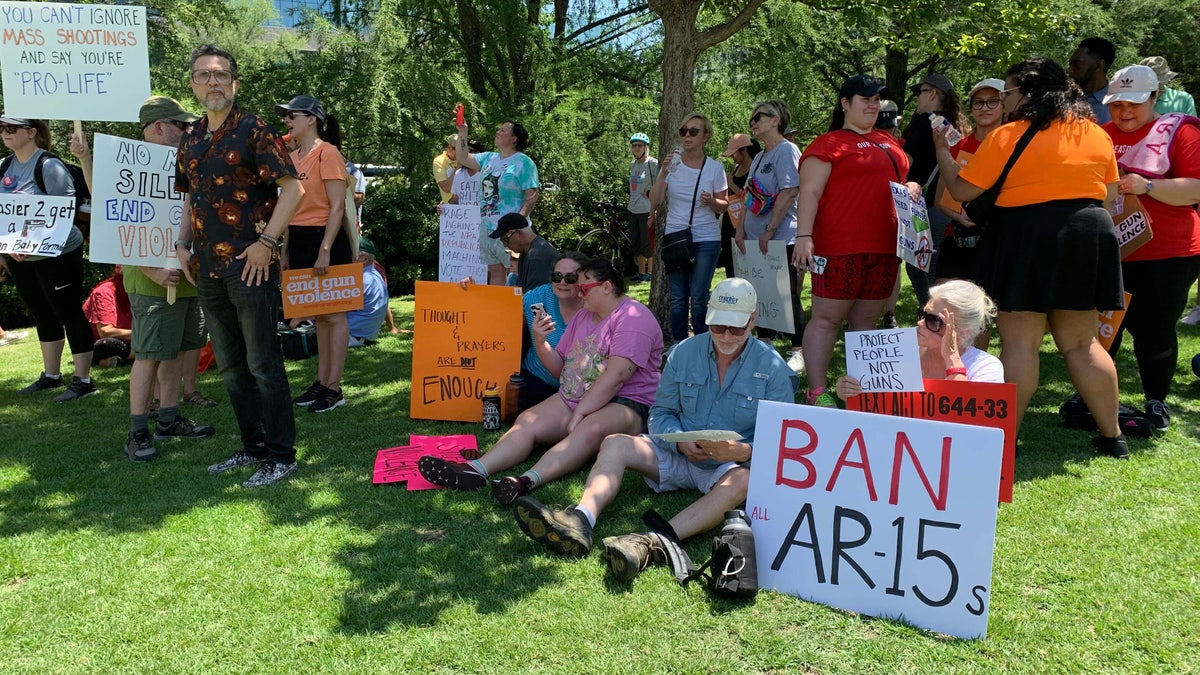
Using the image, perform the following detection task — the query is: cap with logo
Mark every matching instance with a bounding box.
[1102,65,1158,105]
[706,278,757,328]
[139,96,200,126]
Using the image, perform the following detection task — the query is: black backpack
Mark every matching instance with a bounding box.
[684,509,759,600]
[0,151,92,237]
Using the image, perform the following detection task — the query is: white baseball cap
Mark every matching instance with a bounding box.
[968,78,1006,99]
[1103,65,1158,105]
[706,278,757,327]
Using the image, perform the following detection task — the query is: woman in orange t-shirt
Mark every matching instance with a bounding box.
[935,57,1126,458]
[277,94,351,414]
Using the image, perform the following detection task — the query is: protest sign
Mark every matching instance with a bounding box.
[372,434,480,489]
[438,204,487,282]
[281,263,364,318]
[892,182,932,272]
[727,194,745,229]
[845,328,923,393]
[732,239,794,333]
[410,281,522,422]
[1110,191,1152,259]
[846,379,1018,503]
[88,134,184,267]
[1097,291,1132,351]
[747,403,1003,639]
[937,148,976,215]
[0,193,76,256]
[0,2,150,122]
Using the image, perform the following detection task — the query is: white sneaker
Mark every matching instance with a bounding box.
[786,350,806,374]
[1181,306,1200,326]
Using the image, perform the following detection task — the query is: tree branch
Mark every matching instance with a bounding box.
[560,3,651,43]
[696,0,767,50]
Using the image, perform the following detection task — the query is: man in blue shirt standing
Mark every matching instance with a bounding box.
[513,278,797,580]
[1068,37,1116,124]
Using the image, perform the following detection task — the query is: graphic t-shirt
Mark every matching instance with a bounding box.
[554,296,663,409]
[662,157,727,242]
[450,167,480,206]
[474,151,539,233]
[742,140,801,241]
[628,157,659,214]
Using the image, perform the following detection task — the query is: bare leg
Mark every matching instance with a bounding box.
[1049,309,1120,437]
[846,298,888,331]
[316,312,349,390]
[525,403,644,485]
[39,338,65,376]
[157,356,185,408]
[995,311,1046,433]
[479,395,571,475]
[670,466,751,540]
[576,434,661,521]
[181,348,201,394]
[72,350,92,379]
[129,359,160,415]
[801,296,856,391]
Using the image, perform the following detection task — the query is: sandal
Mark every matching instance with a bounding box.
[183,390,218,407]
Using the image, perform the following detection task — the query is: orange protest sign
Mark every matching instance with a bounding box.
[1111,177,1153,259]
[1097,291,1132,351]
[410,281,523,422]
[281,263,364,318]
[727,194,746,229]
[938,148,975,214]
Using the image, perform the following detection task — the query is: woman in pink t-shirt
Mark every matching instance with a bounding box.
[419,258,664,504]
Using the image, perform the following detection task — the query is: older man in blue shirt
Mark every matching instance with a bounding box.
[513,278,797,578]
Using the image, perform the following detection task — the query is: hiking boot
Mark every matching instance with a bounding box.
[513,496,593,557]
[1144,399,1170,431]
[1091,434,1129,460]
[786,350,805,375]
[242,460,297,488]
[603,532,667,582]
[310,388,345,413]
[155,416,216,439]
[208,449,264,475]
[123,429,158,462]
[491,475,532,505]
[18,373,64,395]
[53,376,97,403]
[417,456,486,491]
[293,380,326,407]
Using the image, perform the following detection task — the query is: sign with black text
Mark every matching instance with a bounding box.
[0,193,75,256]
[732,240,794,334]
[438,204,487,282]
[845,328,923,393]
[891,181,932,272]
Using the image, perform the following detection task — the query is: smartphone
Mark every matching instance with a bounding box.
[530,303,547,321]
[455,103,464,126]
[811,255,828,275]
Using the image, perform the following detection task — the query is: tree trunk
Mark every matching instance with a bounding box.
[456,0,488,99]
[885,47,909,112]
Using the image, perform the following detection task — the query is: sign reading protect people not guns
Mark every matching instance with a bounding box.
[0,2,150,122]
[88,134,183,268]
[281,264,364,318]
[410,281,522,422]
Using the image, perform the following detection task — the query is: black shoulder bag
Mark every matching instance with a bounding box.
[962,124,1038,228]
[659,157,706,274]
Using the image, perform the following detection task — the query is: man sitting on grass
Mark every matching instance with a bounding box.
[513,278,796,581]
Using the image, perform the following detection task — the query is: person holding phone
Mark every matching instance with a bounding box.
[518,251,588,409]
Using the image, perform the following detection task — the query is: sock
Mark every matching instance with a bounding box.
[78,377,91,384]
[806,387,825,403]
[130,413,149,435]
[467,459,489,477]
[573,504,597,528]
[521,468,542,488]
[45,372,62,380]
[158,406,179,426]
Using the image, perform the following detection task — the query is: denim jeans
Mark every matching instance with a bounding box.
[197,271,296,462]
[668,240,721,341]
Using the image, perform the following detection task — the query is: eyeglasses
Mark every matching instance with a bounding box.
[709,324,748,336]
[678,126,702,137]
[190,69,235,85]
[749,111,776,125]
[971,98,1002,110]
[284,111,311,120]
[550,271,579,284]
[919,309,944,332]
[0,124,30,134]
[578,280,605,296]
[500,231,518,244]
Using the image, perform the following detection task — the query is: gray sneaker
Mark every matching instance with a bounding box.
[155,416,216,439]
[513,496,593,557]
[207,450,264,475]
[243,460,297,488]
[123,430,158,462]
[53,376,97,403]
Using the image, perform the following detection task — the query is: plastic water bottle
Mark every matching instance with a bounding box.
[664,146,682,174]
[929,113,963,147]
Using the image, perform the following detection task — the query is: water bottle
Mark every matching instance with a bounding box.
[481,387,501,430]
[503,372,523,424]
[723,510,753,536]
[664,146,682,174]
[929,113,963,147]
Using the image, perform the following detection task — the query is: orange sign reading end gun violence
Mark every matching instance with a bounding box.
[281,264,365,318]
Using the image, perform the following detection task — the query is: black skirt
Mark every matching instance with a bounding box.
[287,225,353,270]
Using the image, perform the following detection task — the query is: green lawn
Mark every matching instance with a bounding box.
[2,280,1199,673]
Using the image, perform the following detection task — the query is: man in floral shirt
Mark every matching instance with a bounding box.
[175,44,303,488]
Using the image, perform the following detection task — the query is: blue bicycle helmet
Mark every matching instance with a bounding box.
[629,132,650,145]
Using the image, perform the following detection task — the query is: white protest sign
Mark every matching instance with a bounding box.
[439,204,487,282]
[746,403,1003,639]
[732,239,794,334]
[845,327,923,393]
[88,134,183,268]
[891,181,932,272]
[0,193,76,256]
[0,2,151,122]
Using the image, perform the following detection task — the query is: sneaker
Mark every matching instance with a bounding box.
[310,388,345,413]
[1091,434,1129,460]
[1144,399,1170,431]
[603,532,666,582]
[17,373,64,395]
[806,389,838,408]
[491,475,532,505]
[1180,306,1200,326]
[0,330,29,347]
[123,430,158,462]
[417,456,487,491]
[786,350,805,374]
[242,460,297,488]
[52,376,97,403]
[207,449,264,475]
[183,390,219,407]
[513,496,593,557]
[155,416,216,439]
[293,380,326,407]
[881,311,898,329]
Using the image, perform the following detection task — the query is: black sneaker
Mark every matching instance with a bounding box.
[18,373,65,395]
[881,311,898,329]
[1091,434,1129,460]
[53,376,97,403]
[1144,399,1170,431]
[208,450,264,475]
[417,456,487,491]
[155,416,216,439]
[310,388,345,413]
[243,460,297,488]
[293,380,326,407]
[123,430,158,462]
[491,475,532,505]
[513,496,593,557]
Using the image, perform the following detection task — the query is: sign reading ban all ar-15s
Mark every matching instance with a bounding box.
[746,403,1003,639]
[88,134,183,268]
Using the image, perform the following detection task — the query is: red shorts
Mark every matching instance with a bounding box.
[811,252,898,301]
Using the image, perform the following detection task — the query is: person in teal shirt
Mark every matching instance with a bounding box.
[1142,57,1197,116]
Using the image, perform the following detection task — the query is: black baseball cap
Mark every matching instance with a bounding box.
[489,212,529,239]
[840,75,886,99]
[275,94,326,121]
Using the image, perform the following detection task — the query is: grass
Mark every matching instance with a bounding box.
[2,277,1199,673]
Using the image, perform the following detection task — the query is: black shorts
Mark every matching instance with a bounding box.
[627,211,651,258]
[612,396,650,429]
[288,225,353,270]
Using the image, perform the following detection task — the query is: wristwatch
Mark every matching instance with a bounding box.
[1145,180,1154,194]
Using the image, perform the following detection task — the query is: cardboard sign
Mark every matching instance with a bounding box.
[892,182,932,272]
[88,134,183,267]
[1097,291,1133,351]
[0,2,151,122]
[732,239,794,333]
[438,204,487,282]
[0,193,76,256]
[846,379,1018,503]
[372,434,479,489]
[747,403,1003,639]
[1110,191,1153,259]
[845,328,923,393]
[410,281,522,422]
[281,263,364,318]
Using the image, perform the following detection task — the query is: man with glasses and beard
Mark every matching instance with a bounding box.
[513,278,796,582]
[174,44,304,488]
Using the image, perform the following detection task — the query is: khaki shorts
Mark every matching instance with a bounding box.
[479,222,511,266]
[130,293,207,361]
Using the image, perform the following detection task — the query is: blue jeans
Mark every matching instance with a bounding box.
[197,272,296,462]
[668,240,721,341]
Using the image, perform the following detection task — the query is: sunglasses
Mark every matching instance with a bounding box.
[919,309,945,333]
[709,324,748,336]
[284,111,311,120]
[749,111,777,125]
[678,126,702,137]
[0,124,30,134]
[550,271,579,284]
[971,98,1002,110]
[190,68,235,85]
[578,280,605,296]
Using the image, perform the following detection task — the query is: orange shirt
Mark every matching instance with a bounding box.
[958,118,1118,207]
[290,141,348,226]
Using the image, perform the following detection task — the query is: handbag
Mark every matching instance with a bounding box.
[659,157,707,273]
[743,153,776,216]
[962,124,1038,228]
